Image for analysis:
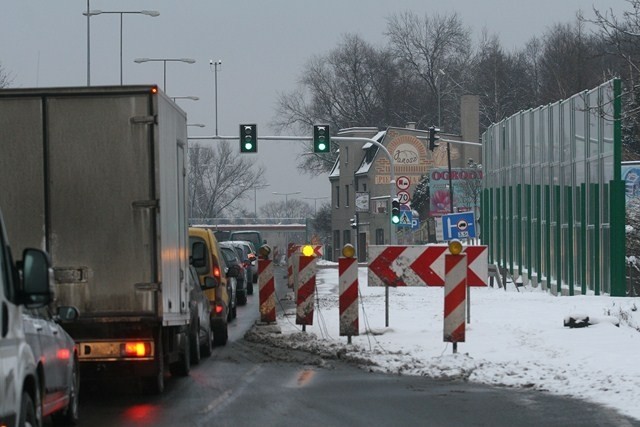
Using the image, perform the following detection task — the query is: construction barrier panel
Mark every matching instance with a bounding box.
[339,257,359,337]
[368,244,488,287]
[444,253,467,343]
[296,255,316,326]
[258,258,276,323]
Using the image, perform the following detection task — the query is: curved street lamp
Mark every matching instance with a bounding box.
[83,9,160,85]
[134,58,196,92]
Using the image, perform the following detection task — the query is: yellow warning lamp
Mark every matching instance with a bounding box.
[342,244,356,258]
[302,245,314,257]
[448,239,463,255]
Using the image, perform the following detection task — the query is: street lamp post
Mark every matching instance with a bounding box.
[303,197,329,216]
[272,191,301,222]
[172,96,199,102]
[83,9,159,85]
[254,184,270,221]
[134,58,196,92]
[210,60,222,136]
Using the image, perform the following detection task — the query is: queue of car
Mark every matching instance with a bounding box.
[1,204,261,427]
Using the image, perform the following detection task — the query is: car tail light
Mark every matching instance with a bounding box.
[121,342,152,357]
[213,266,221,279]
[57,349,71,360]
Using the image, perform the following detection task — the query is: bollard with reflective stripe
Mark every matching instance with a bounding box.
[296,255,316,326]
[444,253,467,352]
[339,257,359,337]
[258,258,276,323]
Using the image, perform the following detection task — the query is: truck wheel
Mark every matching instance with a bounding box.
[190,327,201,365]
[20,391,38,427]
[170,334,191,377]
[213,321,228,346]
[201,325,213,357]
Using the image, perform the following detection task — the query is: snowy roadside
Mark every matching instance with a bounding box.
[246,264,640,421]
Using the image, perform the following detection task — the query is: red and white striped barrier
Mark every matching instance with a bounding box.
[339,257,359,337]
[258,258,276,323]
[296,255,316,326]
[368,244,488,287]
[287,243,298,289]
[444,253,467,345]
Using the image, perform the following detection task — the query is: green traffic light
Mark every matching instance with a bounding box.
[392,215,400,224]
[313,124,330,153]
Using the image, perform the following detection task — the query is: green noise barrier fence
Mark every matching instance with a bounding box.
[482,79,625,296]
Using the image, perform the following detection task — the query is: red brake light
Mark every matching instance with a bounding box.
[57,349,71,360]
[213,266,221,278]
[122,342,151,357]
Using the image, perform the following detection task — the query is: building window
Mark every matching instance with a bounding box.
[363,183,367,192]
[343,229,351,245]
[333,230,341,259]
[335,185,340,208]
[345,185,350,207]
[375,228,385,245]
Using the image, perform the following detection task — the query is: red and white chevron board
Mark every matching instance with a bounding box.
[339,257,359,337]
[296,255,316,325]
[368,245,488,287]
[258,258,276,323]
[444,253,467,343]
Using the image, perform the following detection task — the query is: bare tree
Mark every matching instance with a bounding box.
[259,199,313,221]
[386,11,472,132]
[0,62,12,88]
[188,141,266,219]
[273,34,410,175]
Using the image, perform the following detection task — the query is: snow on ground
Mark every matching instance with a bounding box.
[248,263,640,421]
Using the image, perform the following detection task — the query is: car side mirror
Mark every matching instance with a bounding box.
[21,248,53,308]
[56,306,79,322]
[202,276,219,290]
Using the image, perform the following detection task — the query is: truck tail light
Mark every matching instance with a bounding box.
[121,342,151,357]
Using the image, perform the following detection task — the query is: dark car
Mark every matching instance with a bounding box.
[226,240,257,295]
[187,265,214,364]
[220,243,248,306]
[22,305,80,425]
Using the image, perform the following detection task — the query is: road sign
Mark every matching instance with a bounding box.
[396,190,410,205]
[411,218,420,230]
[396,176,410,191]
[442,211,476,240]
[398,210,412,227]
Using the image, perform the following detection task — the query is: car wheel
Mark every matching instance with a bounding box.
[20,391,38,427]
[190,326,201,365]
[170,333,191,377]
[212,321,228,346]
[237,291,247,306]
[53,357,80,425]
[201,324,213,357]
[247,281,254,295]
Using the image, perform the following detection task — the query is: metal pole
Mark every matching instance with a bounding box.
[214,63,219,136]
[87,0,91,86]
[119,13,123,85]
[447,142,454,213]
[163,60,167,92]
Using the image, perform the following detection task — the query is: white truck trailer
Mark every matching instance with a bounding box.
[0,85,191,393]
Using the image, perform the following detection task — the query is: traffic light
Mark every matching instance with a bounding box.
[313,125,330,153]
[429,126,440,151]
[240,124,257,153]
[391,198,401,224]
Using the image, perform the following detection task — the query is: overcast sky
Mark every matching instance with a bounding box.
[0,0,626,213]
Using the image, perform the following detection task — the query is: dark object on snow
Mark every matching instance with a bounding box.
[564,315,620,328]
[564,316,590,328]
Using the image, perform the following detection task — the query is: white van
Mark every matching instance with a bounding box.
[0,207,53,427]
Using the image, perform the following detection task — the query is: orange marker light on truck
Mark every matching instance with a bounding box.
[122,342,150,357]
